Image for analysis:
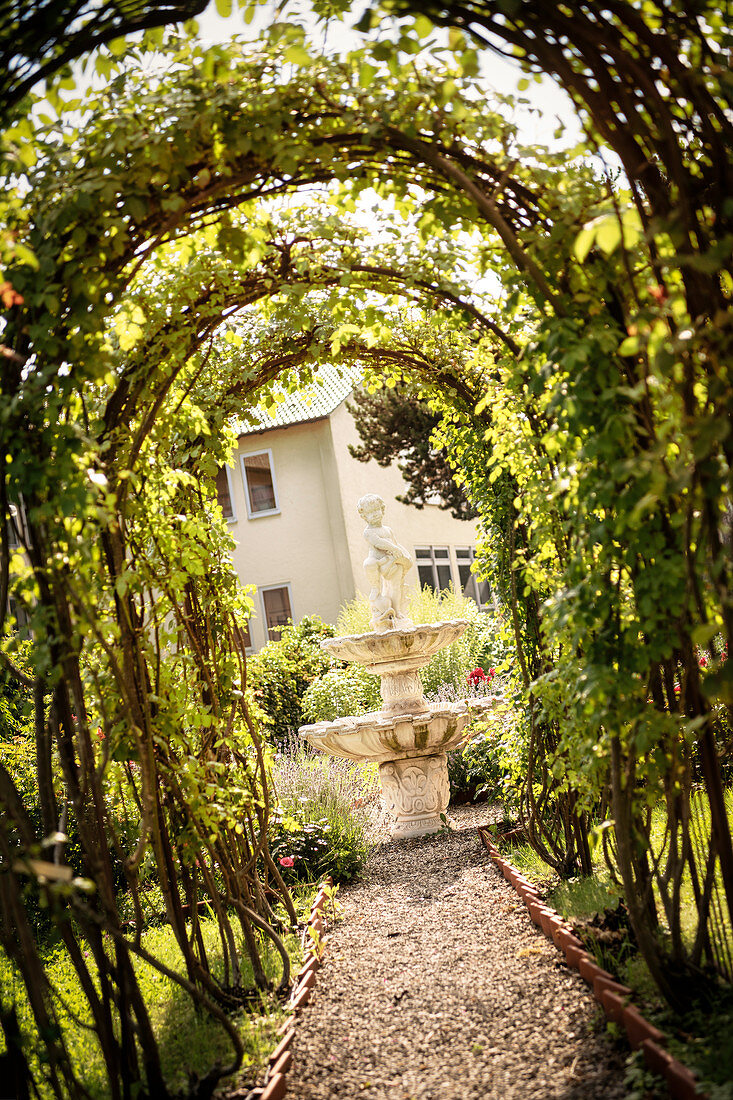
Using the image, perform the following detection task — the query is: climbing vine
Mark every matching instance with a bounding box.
[0,7,731,1094]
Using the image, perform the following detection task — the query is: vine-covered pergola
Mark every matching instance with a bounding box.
[1,2,731,1095]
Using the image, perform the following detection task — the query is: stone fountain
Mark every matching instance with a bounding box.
[299,494,497,839]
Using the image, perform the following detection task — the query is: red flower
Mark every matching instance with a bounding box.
[467,667,487,686]
[278,856,295,868]
[0,282,23,309]
[698,656,707,668]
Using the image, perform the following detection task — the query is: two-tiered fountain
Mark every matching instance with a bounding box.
[299,494,498,839]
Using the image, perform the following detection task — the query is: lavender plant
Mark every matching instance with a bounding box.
[269,736,381,883]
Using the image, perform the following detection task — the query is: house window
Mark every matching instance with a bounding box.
[261,585,292,641]
[415,546,453,592]
[240,618,252,650]
[456,547,492,607]
[241,450,279,517]
[215,467,235,521]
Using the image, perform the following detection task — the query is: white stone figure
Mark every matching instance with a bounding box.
[357,494,413,633]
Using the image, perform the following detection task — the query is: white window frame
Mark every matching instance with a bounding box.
[240,448,280,519]
[7,504,21,549]
[259,582,293,642]
[414,545,454,592]
[216,465,237,524]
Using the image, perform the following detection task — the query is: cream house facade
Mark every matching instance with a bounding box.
[217,369,489,651]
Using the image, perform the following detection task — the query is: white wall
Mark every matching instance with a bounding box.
[227,418,353,650]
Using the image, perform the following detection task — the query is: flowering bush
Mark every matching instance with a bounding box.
[269,815,363,883]
[467,666,495,689]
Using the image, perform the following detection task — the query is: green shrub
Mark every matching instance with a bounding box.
[448,722,505,802]
[447,704,526,808]
[247,616,335,746]
[301,663,380,723]
[0,637,34,740]
[414,589,504,699]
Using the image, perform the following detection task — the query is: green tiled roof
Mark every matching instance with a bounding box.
[235,365,361,435]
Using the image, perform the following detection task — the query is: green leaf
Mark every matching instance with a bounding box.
[284,45,312,67]
[595,217,622,255]
[701,667,733,707]
[448,28,466,52]
[358,62,378,88]
[95,54,113,79]
[354,9,376,32]
[13,242,39,271]
[574,227,595,263]
[618,335,640,356]
[215,0,233,15]
[413,15,434,38]
[691,622,721,648]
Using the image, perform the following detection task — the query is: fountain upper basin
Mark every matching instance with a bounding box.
[322,620,468,674]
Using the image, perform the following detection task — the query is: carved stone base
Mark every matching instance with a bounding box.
[379,753,450,839]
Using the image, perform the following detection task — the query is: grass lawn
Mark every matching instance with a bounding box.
[0,894,313,1098]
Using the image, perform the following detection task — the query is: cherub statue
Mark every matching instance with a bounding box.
[357,494,414,633]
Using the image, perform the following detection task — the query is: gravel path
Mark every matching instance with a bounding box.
[288,804,629,1099]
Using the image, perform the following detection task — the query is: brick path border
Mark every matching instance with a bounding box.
[477,825,705,1100]
[245,878,333,1100]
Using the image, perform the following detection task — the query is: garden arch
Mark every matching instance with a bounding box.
[1,22,731,1095]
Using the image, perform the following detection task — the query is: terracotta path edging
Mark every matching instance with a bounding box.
[477,825,705,1100]
[246,877,333,1100]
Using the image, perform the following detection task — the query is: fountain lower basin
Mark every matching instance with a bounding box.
[300,695,497,839]
[299,698,490,763]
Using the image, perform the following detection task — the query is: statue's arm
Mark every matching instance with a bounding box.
[368,529,399,552]
[378,529,412,566]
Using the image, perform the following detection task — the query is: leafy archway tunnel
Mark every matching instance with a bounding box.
[1,14,731,1096]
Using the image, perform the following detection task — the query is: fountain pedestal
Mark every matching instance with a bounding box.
[379,754,451,838]
[299,622,497,839]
